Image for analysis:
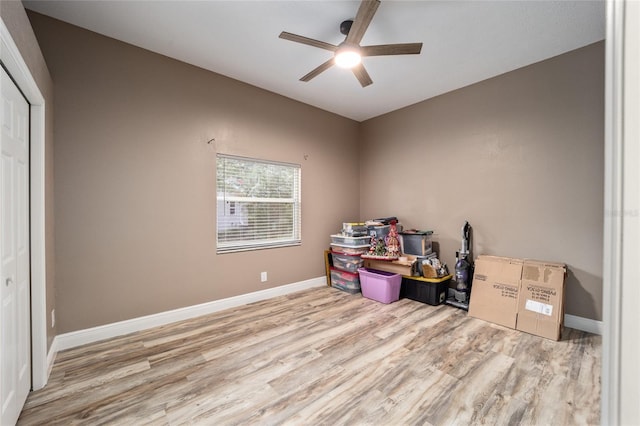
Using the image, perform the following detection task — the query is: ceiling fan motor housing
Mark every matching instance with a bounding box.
[340,20,354,36]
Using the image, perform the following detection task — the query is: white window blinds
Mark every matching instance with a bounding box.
[216,154,301,253]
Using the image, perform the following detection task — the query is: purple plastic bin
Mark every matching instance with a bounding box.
[358,268,402,304]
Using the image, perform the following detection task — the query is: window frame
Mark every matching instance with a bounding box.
[216,154,302,254]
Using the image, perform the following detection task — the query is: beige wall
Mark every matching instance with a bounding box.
[360,42,604,321]
[27,12,361,333]
[1,1,56,348]
[27,11,604,331]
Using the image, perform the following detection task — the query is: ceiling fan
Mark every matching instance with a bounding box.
[279,0,422,88]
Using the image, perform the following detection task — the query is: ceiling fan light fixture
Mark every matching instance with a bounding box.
[334,45,361,69]
[280,0,421,86]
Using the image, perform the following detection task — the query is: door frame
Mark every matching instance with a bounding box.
[0,19,48,390]
[602,1,640,423]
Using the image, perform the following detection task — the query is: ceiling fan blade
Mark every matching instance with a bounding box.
[352,63,373,87]
[346,0,380,45]
[300,58,335,82]
[279,31,338,52]
[361,43,423,57]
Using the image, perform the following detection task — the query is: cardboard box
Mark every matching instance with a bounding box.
[363,257,415,276]
[468,256,523,329]
[516,260,566,340]
[468,255,566,341]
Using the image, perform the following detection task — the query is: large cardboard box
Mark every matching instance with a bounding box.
[516,260,566,340]
[468,256,523,329]
[468,255,566,340]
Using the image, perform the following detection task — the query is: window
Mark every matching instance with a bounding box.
[216,154,301,253]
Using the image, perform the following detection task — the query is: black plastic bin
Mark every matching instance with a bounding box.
[400,275,452,306]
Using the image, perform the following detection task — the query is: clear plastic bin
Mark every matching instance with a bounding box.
[330,244,370,255]
[330,234,371,247]
[330,267,361,294]
[399,231,433,256]
[331,252,364,273]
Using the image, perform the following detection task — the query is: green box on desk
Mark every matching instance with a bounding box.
[400,274,452,305]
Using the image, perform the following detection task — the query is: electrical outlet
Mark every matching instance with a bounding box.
[260,271,268,282]
[51,309,55,328]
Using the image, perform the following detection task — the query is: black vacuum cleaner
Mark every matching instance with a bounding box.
[446,221,473,310]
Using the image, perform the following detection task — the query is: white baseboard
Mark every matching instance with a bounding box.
[46,337,58,378]
[52,278,602,353]
[56,277,326,351]
[565,314,603,335]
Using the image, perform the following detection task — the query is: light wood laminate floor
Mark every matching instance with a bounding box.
[18,287,601,425]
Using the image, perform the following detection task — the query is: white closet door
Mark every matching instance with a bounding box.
[1,66,31,426]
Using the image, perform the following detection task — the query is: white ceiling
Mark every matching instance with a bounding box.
[24,0,605,122]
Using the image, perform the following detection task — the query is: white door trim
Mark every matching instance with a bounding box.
[602,0,640,424]
[0,18,48,390]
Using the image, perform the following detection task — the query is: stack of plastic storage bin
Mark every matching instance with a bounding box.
[329,223,370,294]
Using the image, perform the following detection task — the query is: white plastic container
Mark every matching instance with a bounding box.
[330,234,371,247]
